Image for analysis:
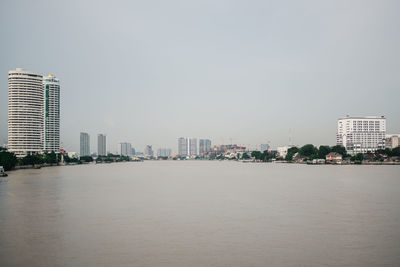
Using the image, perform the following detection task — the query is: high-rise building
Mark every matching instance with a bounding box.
[189,138,197,156]
[80,132,90,156]
[97,134,107,156]
[178,137,188,156]
[199,139,212,155]
[8,68,44,157]
[144,145,154,157]
[157,148,172,157]
[131,147,136,156]
[118,142,132,156]
[337,116,386,154]
[43,74,60,153]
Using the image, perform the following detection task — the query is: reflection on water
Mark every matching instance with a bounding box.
[1,162,399,266]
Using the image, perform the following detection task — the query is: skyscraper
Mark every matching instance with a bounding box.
[337,116,386,154]
[8,68,44,157]
[118,142,132,156]
[97,134,107,156]
[178,137,188,156]
[189,138,197,156]
[43,74,60,153]
[199,139,212,155]
[157,148,172,157]
[144,145,154,157]
[80,132,90,156]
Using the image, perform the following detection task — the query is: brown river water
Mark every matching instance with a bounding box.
[0,161,399,266]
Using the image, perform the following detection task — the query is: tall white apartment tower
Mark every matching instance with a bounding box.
[80,132,90,156]
[178,137,188,156]
[189,138,198,156]
[336,116,386,154]
[43,74,60,153]
[98,134,107,156]
[8,68,44,157]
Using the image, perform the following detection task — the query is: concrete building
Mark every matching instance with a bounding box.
[337,116,386,154]
[178,137,188,156]
[97,134,107,156]
[199,139,212,155]
[157,148,172,157]
[277,146,292,158]
[144,145,154,157]
[386,134,400,149]
[80,132,90,157]
[189,138,197,156]
[131,147,136,156]
[118,142,132,156]
[8,68,44,157]
[43,74,60,153]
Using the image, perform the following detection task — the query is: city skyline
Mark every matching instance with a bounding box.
[1,1,400,153]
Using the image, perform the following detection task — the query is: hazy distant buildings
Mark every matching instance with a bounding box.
[189,138,198,156]
[144,145,154,157]
[386,134,400,149]
[260,144,269,152]
[8,68,44,157]
[43,74,60,153]
[157,148,172,157]
[97,134,107,156]
[131,147,136,156]
[337,116,386,154]
[80,132,90,156]
[118,142,132,156]
[178,137,188,156]
[277,146,292,158]
[199,139,211,155]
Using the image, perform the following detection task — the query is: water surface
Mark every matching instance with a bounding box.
[0,162,399,266]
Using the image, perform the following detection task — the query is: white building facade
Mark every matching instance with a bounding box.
[336,116,386,154]
[118,142,132,156]
[8,68,44,157]
[178,137,188,156]
[43,74,60,153]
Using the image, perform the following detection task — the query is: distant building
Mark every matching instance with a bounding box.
[386,134,400,149]
[277,146,292,158]
[260,144,269,152]
[157,148,172,157]
[178,137,188,156]
[8,68,44,157]
[131,147,136,156]
[43,74,60,153]
[326,152,342,163]
[80,132,90,156]
[144,145,154,157]
[97,134,107,156]
[337,116,386,154]
[118,142,132,156]
[199,139,212,155]
[189,138,197,156]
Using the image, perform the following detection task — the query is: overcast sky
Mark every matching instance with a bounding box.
[1,0,399,153]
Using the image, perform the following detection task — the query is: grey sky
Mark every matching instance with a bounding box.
[1,0,399,153]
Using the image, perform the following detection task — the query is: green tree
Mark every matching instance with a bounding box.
[299,144,318,157]
[392,147,400,157]
[251,151,263,160]
[241,153,250,159]
[79,156,93,162]
[318,145,331,159]
[44,152,58,164]
[0,151,18,171]
[351,153,364,162]
[330,145,347,156]
[20,154,44,165]
[285,147,299,161]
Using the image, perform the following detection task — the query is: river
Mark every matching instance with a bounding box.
[0,161,399,266]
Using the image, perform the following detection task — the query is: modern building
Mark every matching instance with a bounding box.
[80,132,90,156]
[336,116,386,154]
[260,144,269,152]
[97,134,107,156]
[199,139,212,155]
[131,147,136,156]
[118,142,132,156]
[277,146,293,158]
[178,137,188,156]
[43,74,60,153]
[144,145,154,157]
[385,134,400,149]
[8,68,44,157]
[189,138,197,156]
[157,148,172,157]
